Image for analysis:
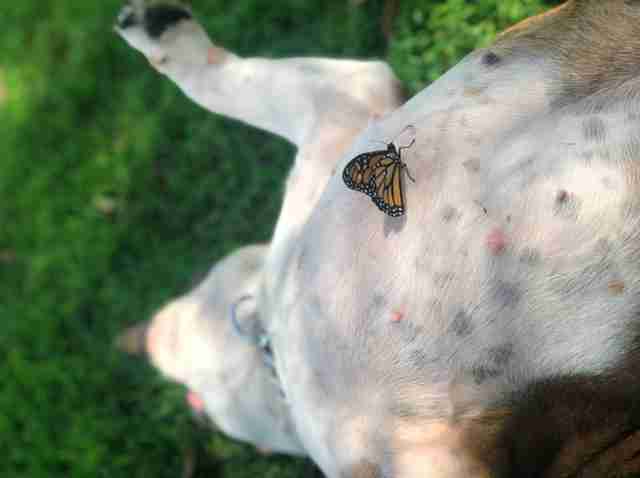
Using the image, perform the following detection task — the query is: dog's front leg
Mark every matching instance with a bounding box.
[115,2,403,148]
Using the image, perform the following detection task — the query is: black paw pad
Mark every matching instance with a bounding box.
[116,5,138,29]
[144,5,192,38]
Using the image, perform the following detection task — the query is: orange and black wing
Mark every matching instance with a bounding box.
[342,143,409,217]
[342,151,387,198]
[372,159,405,217]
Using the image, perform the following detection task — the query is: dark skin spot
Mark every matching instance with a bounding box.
[409,348,434,369]
[556,189,569,203]
[489,344,514,367]
[372,293,386,308]
[366,294,388,321]
[472,364,503,384]
[553,190,581,220]
[442,205,460,223]
[450,311,473,337]
[463,158,481,173]
[471,344,514,384]
[482,51,501,66]
[144,5,192,38]
[494,281,523,308]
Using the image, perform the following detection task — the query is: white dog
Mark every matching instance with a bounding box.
[117,2,640,477]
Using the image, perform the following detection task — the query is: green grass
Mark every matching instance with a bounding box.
[1,1,558,476]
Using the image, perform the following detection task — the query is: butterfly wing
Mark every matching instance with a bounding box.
[372,160,405,217]
[343,152,388,198]
[342,143,409,217]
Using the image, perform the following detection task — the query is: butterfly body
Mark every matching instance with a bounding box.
[342,140,414,217]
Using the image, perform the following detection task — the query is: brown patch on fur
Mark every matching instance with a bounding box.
[575,430,640,478]
[390,367,640,477]
[458,408,513,472]
[547,429,640,477]
[391,409,512,477]
[494,1,640,108]
[496,371,640,477]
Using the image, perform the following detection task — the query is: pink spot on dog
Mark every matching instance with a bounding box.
[207,46,227,64]
[186,391,205,413]
[391,311,404,323]
[487,228,507,255]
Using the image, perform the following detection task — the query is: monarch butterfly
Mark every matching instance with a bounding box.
[342,138,415,217]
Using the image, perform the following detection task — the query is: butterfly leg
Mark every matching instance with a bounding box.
[402,163,416,183]
[397,137,416,152]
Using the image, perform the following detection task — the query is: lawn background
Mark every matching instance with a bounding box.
[1,1,559,476]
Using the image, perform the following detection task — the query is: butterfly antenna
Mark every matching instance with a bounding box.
[398,124,416,136]
[396,124,416,145]
[398,138,416,153]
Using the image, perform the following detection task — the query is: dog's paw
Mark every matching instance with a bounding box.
[115,1,216,72]
[116,2,192,38]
